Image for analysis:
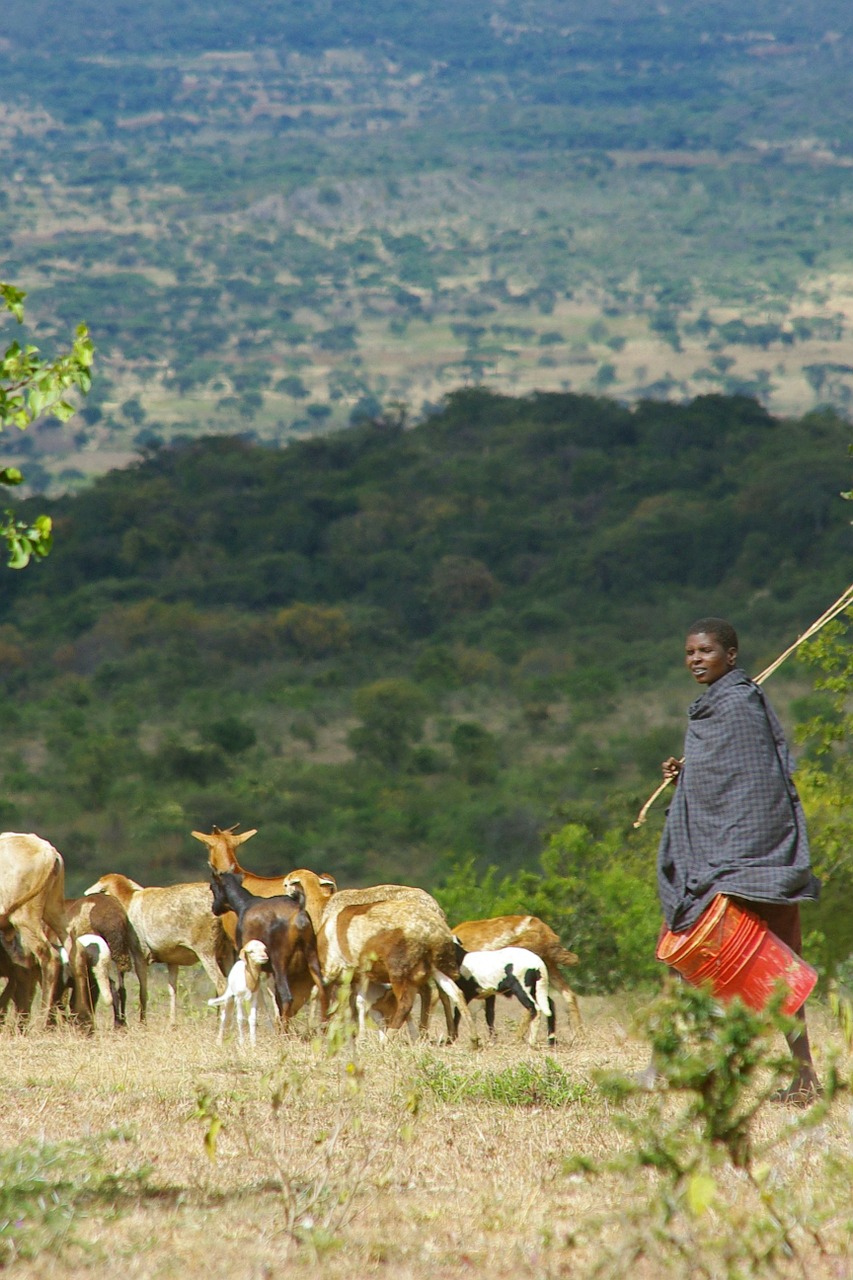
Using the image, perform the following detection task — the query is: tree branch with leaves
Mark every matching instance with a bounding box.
[1,282,94,567]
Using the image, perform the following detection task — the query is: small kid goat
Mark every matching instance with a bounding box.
[207,939,270,1046]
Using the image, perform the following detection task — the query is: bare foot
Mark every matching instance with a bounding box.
[769,1072,823,1108]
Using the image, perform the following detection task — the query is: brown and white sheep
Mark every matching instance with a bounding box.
[65,892,147,1025]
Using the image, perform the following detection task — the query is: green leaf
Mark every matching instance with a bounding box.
[0,283,26,323]
[203,1116,221,1163]
[685,1172,716,1216]
[27,385,49,419]
[6,535,31,570]
[0,468,23,485]
[52,400,78,423]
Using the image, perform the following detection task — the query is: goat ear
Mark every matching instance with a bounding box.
[235,829,258,845]
[318,874,337,894]
[191,831,212,846]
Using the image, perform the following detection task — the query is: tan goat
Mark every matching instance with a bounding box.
[451,914,582,1033]
[85,874,234,1022]
[0,832,71,1023]
[302,880,455,1038]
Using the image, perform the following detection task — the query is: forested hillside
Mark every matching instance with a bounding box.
[2,0,853,493]
[1,390,850,985]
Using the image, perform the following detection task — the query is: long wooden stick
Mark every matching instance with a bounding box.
[632,582,853,828]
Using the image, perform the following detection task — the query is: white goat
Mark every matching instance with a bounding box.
[454,944,554,1046]
[207,940,270,1046]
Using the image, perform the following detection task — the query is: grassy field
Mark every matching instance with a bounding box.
[1,975,851,1279]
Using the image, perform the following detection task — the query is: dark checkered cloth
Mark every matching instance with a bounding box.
[657,668,820,933]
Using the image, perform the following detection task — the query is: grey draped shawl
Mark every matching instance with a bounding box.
[657,667,820,933]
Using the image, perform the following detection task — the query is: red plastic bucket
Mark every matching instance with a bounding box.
[656,894,817,1016]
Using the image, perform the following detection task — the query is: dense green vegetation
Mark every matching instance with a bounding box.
[1,390,850,986]
[2,0,853,492]
[1,1,851,987]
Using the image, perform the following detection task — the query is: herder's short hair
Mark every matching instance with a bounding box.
[686,617,739,651]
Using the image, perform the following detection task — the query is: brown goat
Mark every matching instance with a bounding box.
[192,826,337,944]
[193,828,336,1020]
[451,915,582,1033]
[299,879,455,1038]
[0,942,39,1022]
[209,871,328,1028]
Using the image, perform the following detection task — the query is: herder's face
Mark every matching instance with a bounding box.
[684,631,737,686]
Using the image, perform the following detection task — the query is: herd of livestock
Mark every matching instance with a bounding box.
[0,826,583,1047]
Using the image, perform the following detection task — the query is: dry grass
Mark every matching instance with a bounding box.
[0,980,851,1279]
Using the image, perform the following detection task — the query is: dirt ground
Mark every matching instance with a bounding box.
[0,978,850,1280]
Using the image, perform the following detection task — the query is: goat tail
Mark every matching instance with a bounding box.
[207,993,229,1007]
[555,946,579,967]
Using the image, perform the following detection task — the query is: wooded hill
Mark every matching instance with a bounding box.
[1,390,851,986]
[3,0,853,495]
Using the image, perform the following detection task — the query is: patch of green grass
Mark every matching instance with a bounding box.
[415,1053,591,1107]
[0,1131,157,1265]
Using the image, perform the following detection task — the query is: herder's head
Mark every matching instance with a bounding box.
[684,616,738,686]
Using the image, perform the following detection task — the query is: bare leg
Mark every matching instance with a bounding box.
[772,1009,822,1106]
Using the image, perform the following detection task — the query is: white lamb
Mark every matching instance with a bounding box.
[207,939,270,1046]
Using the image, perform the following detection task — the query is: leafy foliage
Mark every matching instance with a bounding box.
[435,823,661,991]
[1,283,93,567]
[793,608,853,970]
